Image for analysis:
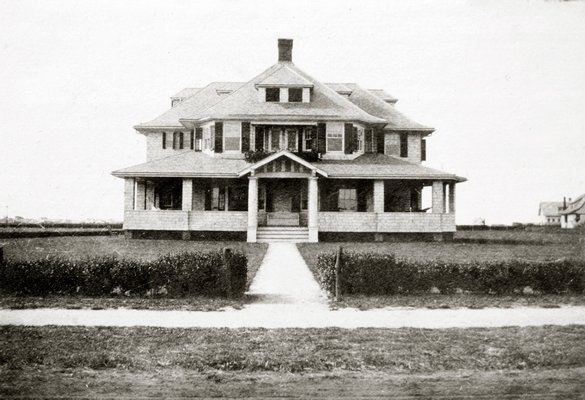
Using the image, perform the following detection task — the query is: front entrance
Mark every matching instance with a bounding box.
[260,179,307,227]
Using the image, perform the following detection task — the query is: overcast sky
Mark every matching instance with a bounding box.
[1,0,584,224]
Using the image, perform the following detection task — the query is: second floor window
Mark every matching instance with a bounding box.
[302,128,314,151]
[327,131,343,152]
[357,128,364,152]
[266,88,280,102]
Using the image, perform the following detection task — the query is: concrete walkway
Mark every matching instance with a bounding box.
[246,242,329,313]
[1,243,585,328]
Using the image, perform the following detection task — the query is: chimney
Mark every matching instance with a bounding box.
[563,197,567,210]
[278,39,293,62]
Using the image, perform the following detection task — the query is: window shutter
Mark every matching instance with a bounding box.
[255,126,264,151]
[317,123,326,154]
[162,132,166,149]
[214,122,223,153]
[344,123,353,154]
[376,128,385,154]
[400,132,408,157]
[364,128,372,153]
[179,132,184,149]
[172,132,177,149]
[241,122,250,152]
[421,138,426,161]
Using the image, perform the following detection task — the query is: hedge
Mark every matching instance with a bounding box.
[0,251,247,298]
[315,251,585,295]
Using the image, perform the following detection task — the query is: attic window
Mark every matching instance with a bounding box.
[288,88,302,102]
[216,89,233,96]
[266,88,280,102]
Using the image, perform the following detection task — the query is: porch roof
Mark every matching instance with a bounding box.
[318,154,467,182]
[112,151,465,182]
[111,151,249,178]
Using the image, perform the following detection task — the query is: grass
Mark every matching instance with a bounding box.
[1,325,584,397]
[298,230,585,309]
[0,236,268,310]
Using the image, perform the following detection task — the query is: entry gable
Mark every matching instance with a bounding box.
[238,150,328,178]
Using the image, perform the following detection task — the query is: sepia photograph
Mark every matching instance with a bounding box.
[1,0,584,398]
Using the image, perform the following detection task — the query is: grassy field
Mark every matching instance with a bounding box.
[298,230,585,309]
[0,236,267,310]
[1,325,584,398]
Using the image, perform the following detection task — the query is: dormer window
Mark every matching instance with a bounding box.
[266,88,280,102]
[288,88,302,102]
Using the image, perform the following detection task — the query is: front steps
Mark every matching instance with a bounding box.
[256,227,310,243]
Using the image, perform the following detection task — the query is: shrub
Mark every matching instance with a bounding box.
[314,251,585,296]
[0,251,247,298]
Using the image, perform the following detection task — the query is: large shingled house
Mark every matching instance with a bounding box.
[113,39,466,242]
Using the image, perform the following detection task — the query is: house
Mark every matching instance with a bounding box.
[537,202,563,226]
[112,39,466,242]
[560,194,585,229]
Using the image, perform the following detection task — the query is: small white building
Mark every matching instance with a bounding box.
[537,202,563,226]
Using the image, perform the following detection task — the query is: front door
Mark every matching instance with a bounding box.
[265,180,301,226]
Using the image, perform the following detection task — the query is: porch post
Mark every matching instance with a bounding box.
[432,181,445,213]
[308,176,319,242]
[373,180,384,212]
[247,176,258,242]
[448,183,456,214]
[182,179,193,211]
[135,179,146,210]
[124,178,135,211]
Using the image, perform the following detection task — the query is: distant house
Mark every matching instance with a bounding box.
[560,194,585,229]
[537,202,563,226]
[112,39,466,242]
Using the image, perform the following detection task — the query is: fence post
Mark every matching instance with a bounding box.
[335,246,342,301]
[222,247,233,298]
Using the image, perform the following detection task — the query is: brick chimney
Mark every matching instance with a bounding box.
[278,39,293,62]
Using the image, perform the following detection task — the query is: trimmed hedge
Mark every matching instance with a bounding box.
[315,251,585,295]
[0,251,247,298]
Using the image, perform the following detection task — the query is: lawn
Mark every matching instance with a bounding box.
[298,230,585,309]
[0,236,268,310]
[1,325,584,397]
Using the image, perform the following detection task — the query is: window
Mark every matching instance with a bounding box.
[399,133,408,157]
[258,187,265,210]
[205,186,225,211]
[266,88,280,102]
[173,131,184,150]
[327,132,343,152]
[228,185,248,211]
[302,128,314,151]
[421,138,426,161]
[364,128,373,153]
[301,184,308,210]
[288,88,302,102]
[338,188,357,211]
[190,130,194,150]
[224,127,240,152]
[162,132,167,149]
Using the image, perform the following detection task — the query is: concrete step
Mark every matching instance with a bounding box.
[257,227,310,243]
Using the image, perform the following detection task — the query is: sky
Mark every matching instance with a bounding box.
[0,0,584,224]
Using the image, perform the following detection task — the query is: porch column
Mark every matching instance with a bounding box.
[135,179,146,210]
[124,178,135,211]
[448,183,456,214]
[308,176,319,242]
[247,176,258,242]
[432,181,445,213]
[373,180,384,213]
[182,179,193,211]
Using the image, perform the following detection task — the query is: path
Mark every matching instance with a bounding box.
[2,243,585,328]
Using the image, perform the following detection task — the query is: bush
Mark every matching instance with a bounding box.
[314,251,585,296]
[0,251,247,298]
